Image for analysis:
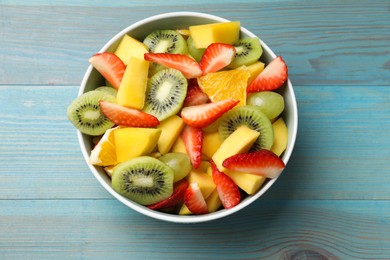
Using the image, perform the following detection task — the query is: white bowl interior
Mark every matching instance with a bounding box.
[78,12,298,223]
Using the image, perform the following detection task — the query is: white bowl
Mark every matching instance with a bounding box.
[78,12,298,223]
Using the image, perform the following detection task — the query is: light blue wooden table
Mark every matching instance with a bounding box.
[1,0,389,259]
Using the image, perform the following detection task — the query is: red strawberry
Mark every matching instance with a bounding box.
[89,52,125,90]
[222,150,286,178]
[184,183,208,215]
[181,125,202,169]
[183,79,210,107]
[181,99,239,128]
[99,100,160,127]
[144,53,202,79]
[210,160,241,209]
[247,56,288,93]
[199,43,236,75]
[147,179,189,210]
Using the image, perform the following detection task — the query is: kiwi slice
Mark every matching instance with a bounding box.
[143,29,188,54]
[218,105,274,151]
[228,37,263,69]
[67,90,116,136]
[95,86,117,97]
[143,68,187,121]
[111,156,174,205]
[187,36,205,62]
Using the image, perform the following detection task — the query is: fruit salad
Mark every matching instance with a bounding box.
[67,21,289,215]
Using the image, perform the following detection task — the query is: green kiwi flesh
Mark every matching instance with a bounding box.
[111,156,174,205]
[66,90,116,136]
[218,105,274,151]
[143,29,188,54]
[143,68,188,121]
[228,37,263,68]
[95,86,117,97]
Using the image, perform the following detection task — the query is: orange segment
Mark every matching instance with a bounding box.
[89,127,117,166]
[197,67,250,106]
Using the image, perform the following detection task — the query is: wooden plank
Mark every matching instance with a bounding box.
[0,199,389,259]
[1,0,389,85]
[0,85,389,200]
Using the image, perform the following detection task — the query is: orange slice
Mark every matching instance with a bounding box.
[89,127,117,166]
[197,67,250,106]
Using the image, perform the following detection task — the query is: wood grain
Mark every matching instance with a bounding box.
[1,0,389,85]
[0,85,389,200]
[0,200,389,259]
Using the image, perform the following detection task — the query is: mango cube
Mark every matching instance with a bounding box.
[202,131,222,159]
[114,35,148,65]
[157,115,185,155]
[246,61,265,85]
[114,127,161,163]
[186,170,215,199]
[170,136,188,154]
[206,189,222,213]
[117,57,149,109]
[212,126,260,172]
[270,117,288,156]
[189,21,240,49]
[224,170,265,195]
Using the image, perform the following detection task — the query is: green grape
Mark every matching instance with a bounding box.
[159,153,192,182]
[246,91,285,119]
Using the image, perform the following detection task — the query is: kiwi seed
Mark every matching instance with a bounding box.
[228,37,263,68]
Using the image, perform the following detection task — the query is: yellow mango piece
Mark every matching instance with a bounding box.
[202,131,222,159]
[170,136,187,154]
[212,126,260,172]
[178,204,192,215]
[224,170,265,195]
[114,35,148,65]
[189,21,240,49]
[245,61,265,85]
[157,115,185,155]
[117,57,149,109]
[270,117,288,156]
[186,170,215,199]
[114,127,161,163]
[206,189,222,213]
[198,161,211,173]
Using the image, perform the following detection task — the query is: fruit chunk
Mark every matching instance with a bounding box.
[170,137,188,155]
[184,182,208,215]
[186,170,216,199]
[243,61,265,85]
[157,115,185,154]
[228,37,263,69]
[117,57,149,109]
[199,43,236,74]
[89,52,125,90]
[270,117,288,156]
[206,189,222,212]
[111,156,174,205]
[147,179,188,210]
[198,67,250,106]
[224,170,265,195]
[99,101,160,128]
[181,125,203,169]
[159,153,192,182]
[114,127,162,163]
[247,56,288,93]
[222,150,286,178]
[189,21,240,49]
[144,53,202,79]
[210,161,240,209]
[246,91,285,120]
[212,125,260,172]
[183,79,209,107]
[181,99,239,128]
[202,131,222,159]
[114,35,149,65]
[89,127,117,166]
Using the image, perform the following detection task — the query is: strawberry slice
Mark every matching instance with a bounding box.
[99,100,160,127]
[247,56,288,93]
[210,160,241,209]
[184,182,208,215]
[183,79,210,107]
[147,179,189,210]
[181,99,239,128]
[199,43,236,75]
[181,125,202,169]
[144,53,202,79]
[89,52,125,90]
[222,149,286,178]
